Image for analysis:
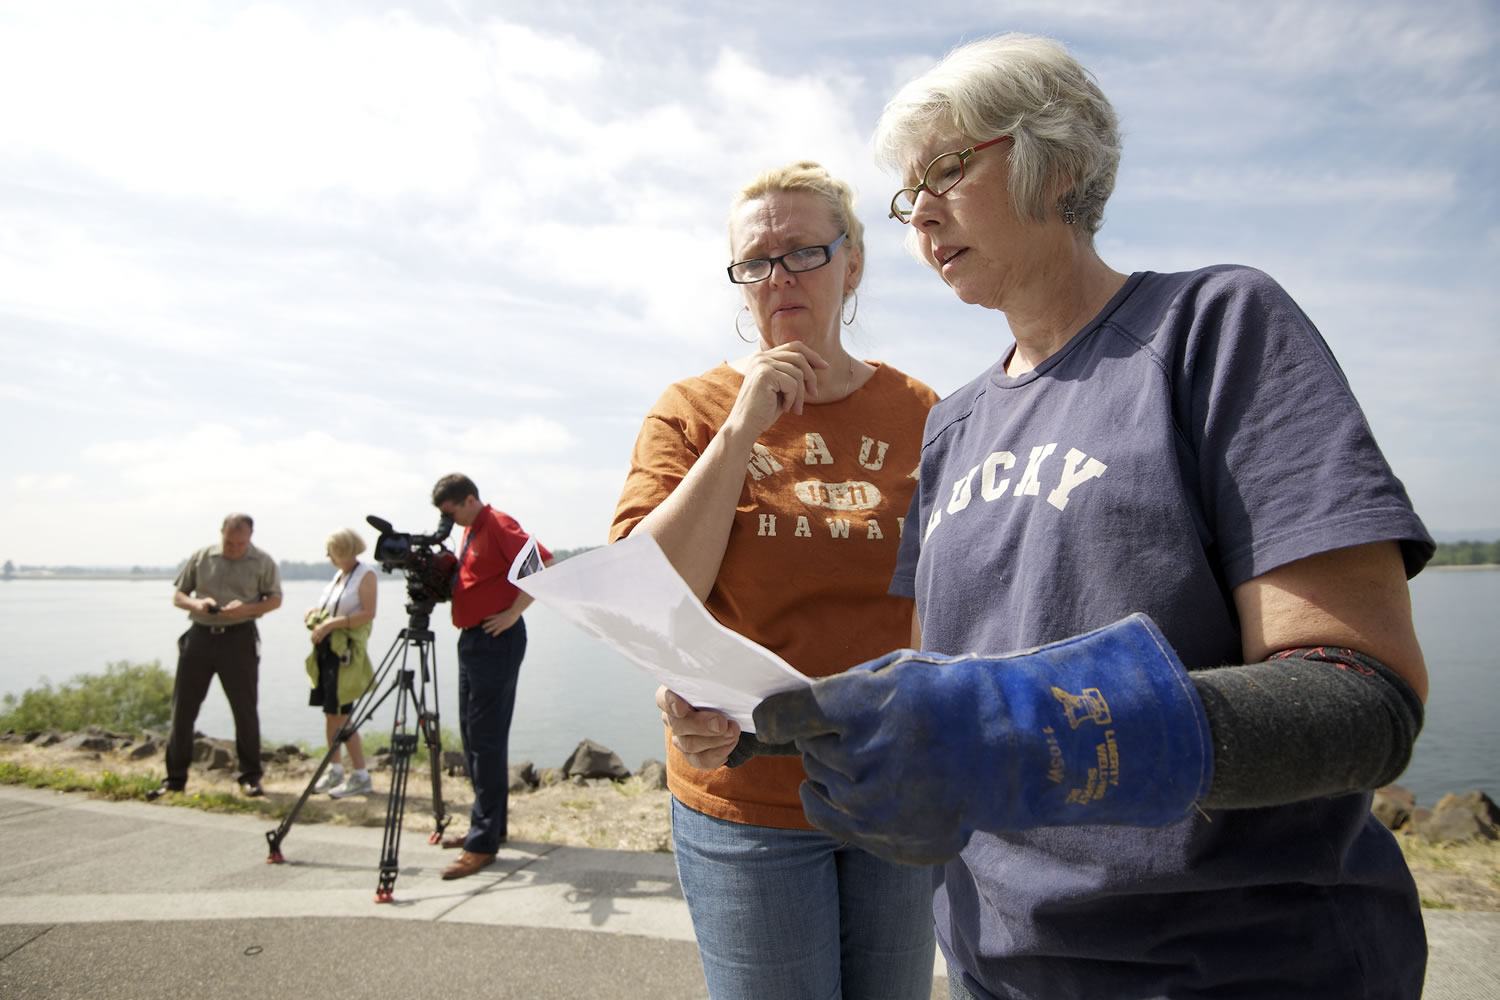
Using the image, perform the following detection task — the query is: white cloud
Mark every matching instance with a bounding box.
[1125,167,1458,206]
[0,0,1495,565]
[439,414,579,456]
[0,6,490,207]
[13,473,80,492]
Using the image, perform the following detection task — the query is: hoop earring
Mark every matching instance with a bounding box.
[734,306,757,344]
[842,291,858,326]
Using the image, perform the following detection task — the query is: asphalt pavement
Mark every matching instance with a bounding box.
[0,785,1494,999]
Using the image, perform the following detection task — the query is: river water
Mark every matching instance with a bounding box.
[1,569,1495,802]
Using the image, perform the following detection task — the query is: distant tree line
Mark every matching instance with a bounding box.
[1,562,178,577]
[1,545,604,582]
[9,542,1490,578]
[1429,540,1500,566]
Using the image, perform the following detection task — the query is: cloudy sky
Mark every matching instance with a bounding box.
[1,0,1496,568]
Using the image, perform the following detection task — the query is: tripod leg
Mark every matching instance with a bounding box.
[266,741,346,863]
[266,629,407,862]
[421,707,449,844]
[375,669,417,903]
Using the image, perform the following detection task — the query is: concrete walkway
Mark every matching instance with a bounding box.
[0,785,1494,998]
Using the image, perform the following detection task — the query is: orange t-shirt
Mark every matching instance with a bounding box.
[609,361,938,829]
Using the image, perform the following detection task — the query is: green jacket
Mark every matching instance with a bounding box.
[305,623,374,706]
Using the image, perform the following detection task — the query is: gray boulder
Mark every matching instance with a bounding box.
[1414,790,1499,844]
[1371,785,1414,831]
[562,739,629,781]
[192,738,234,771]
[636,759,668,791]
[58,731,116,753]
[508,760,537,793]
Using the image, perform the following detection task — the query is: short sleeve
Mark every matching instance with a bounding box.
[889,487,923,598]
[609,382,719,543]
[173,552,198,594]
[260,557,283,598]
[1173,269,1432,585]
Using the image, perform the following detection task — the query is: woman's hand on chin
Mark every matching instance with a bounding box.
[727,342,829,435]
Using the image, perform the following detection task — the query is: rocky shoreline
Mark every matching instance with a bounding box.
[3,726,1498,910]
[1,726,675,854]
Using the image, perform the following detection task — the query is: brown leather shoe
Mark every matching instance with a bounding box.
[441,851,496,880]
[439,832,467,850]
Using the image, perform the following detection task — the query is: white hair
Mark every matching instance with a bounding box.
[874,34,1121,237]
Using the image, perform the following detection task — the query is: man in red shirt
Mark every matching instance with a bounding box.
[430,473,553,880]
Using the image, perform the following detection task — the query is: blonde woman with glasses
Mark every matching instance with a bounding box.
[611,161,939,1000]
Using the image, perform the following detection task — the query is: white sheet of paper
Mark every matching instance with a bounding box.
[507,532,809,731]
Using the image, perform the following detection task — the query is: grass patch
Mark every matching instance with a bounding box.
[0,759,268,816]
[0,760,96,792]
[611,778,650,798]
[94,769,162,800]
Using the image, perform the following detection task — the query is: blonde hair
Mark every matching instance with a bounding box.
[325,528,366,560]
[731,161,863,301]
[874,34,1120,237]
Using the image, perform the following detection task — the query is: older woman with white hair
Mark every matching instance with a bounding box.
[304,527,377,798]
[755,35,1434,1000]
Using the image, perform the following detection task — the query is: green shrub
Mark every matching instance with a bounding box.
[0,660,173,733]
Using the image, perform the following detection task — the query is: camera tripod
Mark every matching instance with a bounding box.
[265,598,451,903]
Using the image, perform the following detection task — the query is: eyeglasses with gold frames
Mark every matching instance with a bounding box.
[888,136,1011,224]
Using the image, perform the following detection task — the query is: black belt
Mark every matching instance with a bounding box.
[193,622,248,636]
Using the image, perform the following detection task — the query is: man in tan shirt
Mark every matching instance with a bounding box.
[149,513,282,799]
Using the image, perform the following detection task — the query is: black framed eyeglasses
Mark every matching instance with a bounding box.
[888,136,1011,223]
[727,232,847,284]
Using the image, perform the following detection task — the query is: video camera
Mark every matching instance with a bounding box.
[366,513,458,613]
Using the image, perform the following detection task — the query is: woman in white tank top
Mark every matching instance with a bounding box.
[304,528,378,797]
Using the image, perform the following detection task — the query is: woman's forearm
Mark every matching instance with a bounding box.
[633,420,758,601]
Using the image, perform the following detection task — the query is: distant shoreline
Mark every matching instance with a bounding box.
[6,563,1500,583]
[3,573,177,582]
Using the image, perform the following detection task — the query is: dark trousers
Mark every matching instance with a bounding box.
[164,623,262,786]
[456,618,526,854]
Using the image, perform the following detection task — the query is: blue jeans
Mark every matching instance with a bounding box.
[456,619,526,854]
[671,797,935,1000]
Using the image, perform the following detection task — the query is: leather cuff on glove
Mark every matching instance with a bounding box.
[724,731,800,768]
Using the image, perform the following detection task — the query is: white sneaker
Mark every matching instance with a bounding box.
[329,771,372,798]
[312,766,344,794]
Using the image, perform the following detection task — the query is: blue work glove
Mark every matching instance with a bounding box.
[753,613,1214,865]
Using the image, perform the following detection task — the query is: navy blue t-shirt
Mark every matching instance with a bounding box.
[892,266,1433,999]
